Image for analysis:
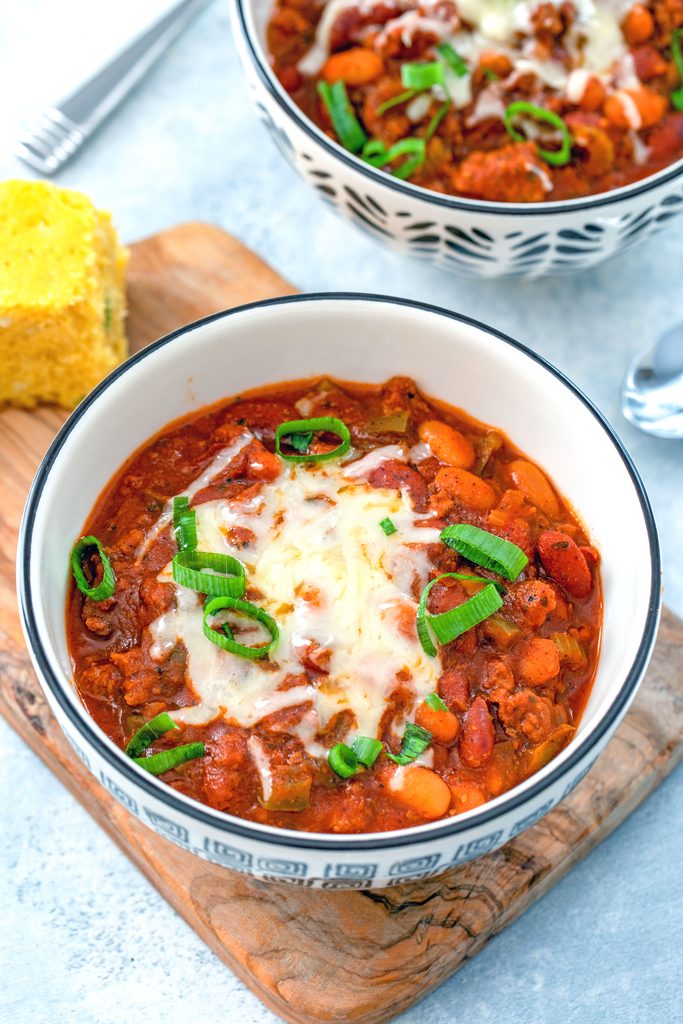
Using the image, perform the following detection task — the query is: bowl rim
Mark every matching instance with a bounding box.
[19,293,662,852]
[233,0,683,216]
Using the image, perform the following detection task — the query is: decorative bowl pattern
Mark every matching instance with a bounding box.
[232,0,683,279]
[18,295,661,887]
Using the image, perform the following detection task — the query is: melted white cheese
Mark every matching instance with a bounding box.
[147,447,442,758]
[299,0,635,100]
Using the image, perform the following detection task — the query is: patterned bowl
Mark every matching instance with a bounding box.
[18,294,661,888]
[232,0,683,278]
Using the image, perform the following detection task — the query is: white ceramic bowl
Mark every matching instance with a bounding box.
[232,0,683,279]
[18,295,661,888]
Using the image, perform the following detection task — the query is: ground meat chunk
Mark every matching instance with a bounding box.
[451,142,551,203]
[499,690,554,744]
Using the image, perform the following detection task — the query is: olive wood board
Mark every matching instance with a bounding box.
[1,221,682,1024]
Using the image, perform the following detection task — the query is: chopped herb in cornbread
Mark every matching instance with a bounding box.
[0,180,128,408]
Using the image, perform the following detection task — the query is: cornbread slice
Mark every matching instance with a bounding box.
[0,180,128,408]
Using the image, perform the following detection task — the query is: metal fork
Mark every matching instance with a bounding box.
[16,0,212,175]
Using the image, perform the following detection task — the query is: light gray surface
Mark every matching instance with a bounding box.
[1,2,682,1022]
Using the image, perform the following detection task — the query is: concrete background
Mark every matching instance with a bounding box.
[1,2,681,1021]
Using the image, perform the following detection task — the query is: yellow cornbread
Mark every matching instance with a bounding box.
[0,180,128,408]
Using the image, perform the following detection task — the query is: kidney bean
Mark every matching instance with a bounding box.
[538,530,592,598]
[459,696,495,768]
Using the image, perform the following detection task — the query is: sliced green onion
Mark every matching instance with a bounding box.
[377,88,418,115]
[203,595,279,660]
[352,736,383,767]
[317,80,367,153]
[275,416,351,462]
[173,496,197,552]
[424,692,449,712]
[672,30,683,109]
[328,742,359,778]
[173,551,246,597]
[424,101,449,142]
[387,722,432,765]
[362,137,426,179]
[401,61,446,89]
[125,712,179,758]
[437,42,468,77]
[428,584,502,645]
[483,68,499,82]
[441,523,528,580]
[70,536,116,602]
[380,517,397,536]
[134,742,205,775]
[288,431,314,453]
[417,573,504,656]
[504,101,572,166]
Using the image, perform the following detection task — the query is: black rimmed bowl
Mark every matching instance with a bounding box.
[232,0,683,278]
[18,294,661,888]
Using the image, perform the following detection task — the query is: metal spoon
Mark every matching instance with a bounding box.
[621,322,683,439]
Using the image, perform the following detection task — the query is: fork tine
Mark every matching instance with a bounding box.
[15,141,62,174]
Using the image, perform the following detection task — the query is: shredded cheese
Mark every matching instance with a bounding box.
[147,446,442,757]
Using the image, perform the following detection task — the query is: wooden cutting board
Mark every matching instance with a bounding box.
[1,222,682,1024]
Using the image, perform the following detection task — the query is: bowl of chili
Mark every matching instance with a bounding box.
[18,294,660,888]
[232,0,683,277]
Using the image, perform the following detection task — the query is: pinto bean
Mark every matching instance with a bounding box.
[538,530,593,597]
[415,701,460,744]
[604,87,667,129]
[418,419,475,468]
[322,47,384,85]
[506,459,559,517]
[515,637,561,686]
[459,696,495,768]
[449,779,487,813]
[623,3,655,43]
[368,459,428,511]
[434,467,496,511]
[389,765,452,819]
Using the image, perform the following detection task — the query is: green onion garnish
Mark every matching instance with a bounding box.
[424,101,449,142]
[428,584,502,645]
[362,137,426,180]
[134,742,205,775]
[203,595,279,660]
[671,29,683,109]
[377,88,418,115]
[172,551,246,597]
[504,101,572,166]
[328,742,360,778]
[416,573,504,656]
[387,722,432,765]
[275,416,351,462]
[437,42,468,77]
[401,61,446,89]
[483,68,499,82]
[288,431,314,453]
[424,692,449,712]
[352,736,383,767]
[440,523,528,581]
[125,712,179,758]
[317,80,368,153]
[380,517,397,536]
[173,496,197,552]
[70,536,116,602]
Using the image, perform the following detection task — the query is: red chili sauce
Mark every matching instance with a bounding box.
[67,377,602,833]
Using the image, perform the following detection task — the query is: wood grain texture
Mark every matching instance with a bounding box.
[1,222,681,1024]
